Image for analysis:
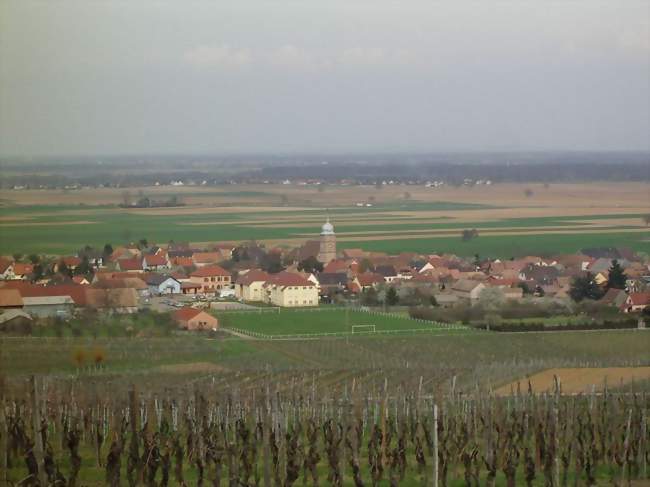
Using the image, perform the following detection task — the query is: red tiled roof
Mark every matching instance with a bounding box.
[192,252,221,264]
[263,271,314,288]
[628,292,650,306]
[356,272,384,287]
[13,263,33,275]
[181,282,202,289]
[191,265,230,278]
[171,256,194,267]
[118,258,143,271]
[1,282,88,306]
[0,289,23,307]
[323,259,351,273]
[0,257,13,274]
[236,269,271,285]
[62,256,82,267]
[85,288,138,308]
[144,254,167,266]
[95,271,143,280]
[172,307,202,321]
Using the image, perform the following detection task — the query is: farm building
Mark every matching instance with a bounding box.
[262,272,319,307]
[188,265,232,294]
[85,288,139,314]
[622,292,650,313]
[0,289,23,309]
[142,253,170,271]
[0,258,15,280]
[451,279,486,301]
[235,270,271,302]
[144,274,181,295]
[172,307,218,330]
[23,296,74,318]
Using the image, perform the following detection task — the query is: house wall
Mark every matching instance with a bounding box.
[237,281,266,301]
[156,279,181,294]
[189,275,231,294]
[23,303,74,318]
[186,313,219,330]
[267,285,318,307]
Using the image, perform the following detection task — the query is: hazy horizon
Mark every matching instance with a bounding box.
[1,1,649,158]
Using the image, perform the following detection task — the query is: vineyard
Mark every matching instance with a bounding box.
[1,329,649,485]
[1,376,648,486]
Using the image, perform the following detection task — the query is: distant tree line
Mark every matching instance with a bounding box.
[1,153,648,188]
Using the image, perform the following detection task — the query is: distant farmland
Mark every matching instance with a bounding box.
[0,182,648,256]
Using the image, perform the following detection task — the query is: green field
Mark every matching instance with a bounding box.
[0,200,647,256]
[217,308,467,336]
[351,231,650,256]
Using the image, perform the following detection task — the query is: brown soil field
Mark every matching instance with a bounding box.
[0,220,97,227]
[2,182,648,209]
[154,362,226,374]
[495,366,650,395]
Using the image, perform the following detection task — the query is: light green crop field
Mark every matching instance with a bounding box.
[0,182,648,257]
[217,308,468,336]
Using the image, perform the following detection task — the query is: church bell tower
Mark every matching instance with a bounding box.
[317,218,336,263]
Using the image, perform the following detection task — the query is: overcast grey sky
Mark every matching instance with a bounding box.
[1,1,648,157]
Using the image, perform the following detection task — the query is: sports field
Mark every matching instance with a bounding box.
[0,182,648,256]
[217,308,466,337]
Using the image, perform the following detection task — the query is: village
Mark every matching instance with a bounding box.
[0,218,649,333]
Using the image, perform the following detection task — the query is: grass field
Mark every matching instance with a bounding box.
[0,182,648,256]
[217,308,467,336]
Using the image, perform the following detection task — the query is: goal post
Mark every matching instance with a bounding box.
[351,324,376,334]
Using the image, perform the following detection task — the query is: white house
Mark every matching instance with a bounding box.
[144,274,181,295]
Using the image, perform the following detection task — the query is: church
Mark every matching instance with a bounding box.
[317,218,336,263]
[291,218,337,264]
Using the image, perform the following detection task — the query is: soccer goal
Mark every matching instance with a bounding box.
[351,324,376,334]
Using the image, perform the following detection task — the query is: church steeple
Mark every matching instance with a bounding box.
[318,217,336,263]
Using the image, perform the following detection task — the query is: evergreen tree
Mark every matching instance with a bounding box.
[607,259,627,290]
[569,272,604,302]
[297,256,323,274]
[386,287,399,306]
[103,243,113,258]
[74,256,94,276]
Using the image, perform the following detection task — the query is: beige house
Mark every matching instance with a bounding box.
[451,279,486,301]
[235,270,271,302]
[188,265,232,294]
[262,272,319,307]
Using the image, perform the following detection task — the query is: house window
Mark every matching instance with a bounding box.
[204,278,208,282]
[211,277,215,282]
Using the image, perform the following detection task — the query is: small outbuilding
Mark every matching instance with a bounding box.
[172,307,219,331]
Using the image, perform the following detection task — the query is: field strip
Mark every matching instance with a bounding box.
[188,227,649,249]
[291,224,644,238]
[495,366,650,395]
[332,227,650,242]
[0,220,97,227]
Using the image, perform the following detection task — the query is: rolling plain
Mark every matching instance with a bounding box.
[0,182,648,257]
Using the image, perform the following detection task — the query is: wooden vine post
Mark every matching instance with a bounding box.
[432,404,438,487]
[30,375,47,486]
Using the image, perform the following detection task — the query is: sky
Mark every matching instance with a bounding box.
[1,1,649,157]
